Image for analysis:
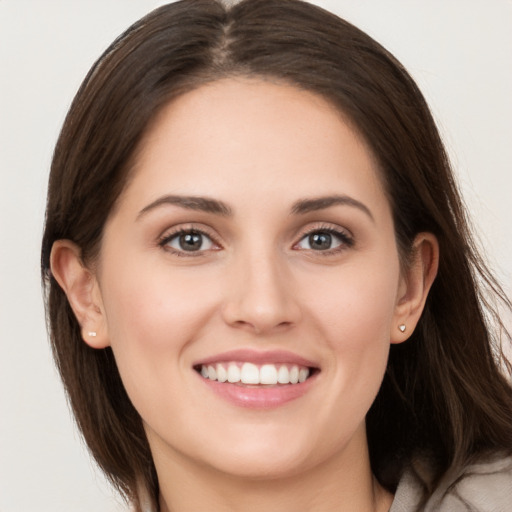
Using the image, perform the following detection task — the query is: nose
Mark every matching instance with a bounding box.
[221,250,301,335]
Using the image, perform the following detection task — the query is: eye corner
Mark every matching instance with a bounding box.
[158,226,222,256]
[293,225,355,254]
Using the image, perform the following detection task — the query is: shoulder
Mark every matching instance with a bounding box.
[390,454,512,512]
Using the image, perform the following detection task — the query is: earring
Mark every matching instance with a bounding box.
[87,331,97,337]
[398,324,406,333]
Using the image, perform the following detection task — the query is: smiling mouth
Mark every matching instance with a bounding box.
[194,362,317,386]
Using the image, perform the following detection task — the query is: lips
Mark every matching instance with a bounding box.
[193,349,319,408]
[195,348,317,367]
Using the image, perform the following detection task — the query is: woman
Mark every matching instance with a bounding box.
[41,0,512,510]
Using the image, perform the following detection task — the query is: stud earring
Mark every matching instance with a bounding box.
[87,331,97,337]
[398,324,406,333]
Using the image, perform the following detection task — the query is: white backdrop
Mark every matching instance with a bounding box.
[0,1,511,511]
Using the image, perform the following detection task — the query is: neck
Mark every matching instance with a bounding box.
[153,429,393,512]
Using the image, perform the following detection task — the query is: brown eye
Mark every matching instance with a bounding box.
[295,228,353,252]
[297,230,344,251]
[179,232,203,251]
[308,232,333,250]
[163,230,214,252]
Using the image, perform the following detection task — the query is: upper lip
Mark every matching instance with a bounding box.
[193,349,319,368]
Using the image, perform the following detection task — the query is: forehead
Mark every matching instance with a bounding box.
[123,77,387,215]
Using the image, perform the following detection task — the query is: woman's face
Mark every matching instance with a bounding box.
[95,78,407,478]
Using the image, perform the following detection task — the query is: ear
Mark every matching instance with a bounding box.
[50,240,110,349]
[391,232,439,344]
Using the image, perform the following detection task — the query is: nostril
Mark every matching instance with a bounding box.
[220,275,302,334]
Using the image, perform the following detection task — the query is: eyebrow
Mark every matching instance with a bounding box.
[291,195,374,221]
[137,195,232,219]
[137,193,373,222]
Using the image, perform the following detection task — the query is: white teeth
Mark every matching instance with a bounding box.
[199,362,311,385]
[240,362,260,384]
[207,365,217,381]
[227,364,241,383]
[260,364,278,385]
[216,364,228,383]
[277,365,289,384]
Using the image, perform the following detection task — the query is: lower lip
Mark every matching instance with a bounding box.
[197,373,317,409]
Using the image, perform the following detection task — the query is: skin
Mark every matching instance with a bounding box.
[51,78,438,512]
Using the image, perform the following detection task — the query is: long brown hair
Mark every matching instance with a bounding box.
[41,0,512,509]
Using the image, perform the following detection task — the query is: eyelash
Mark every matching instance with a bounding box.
[158,226,220,257]
[294,225,354,255]
[158,224,354,257]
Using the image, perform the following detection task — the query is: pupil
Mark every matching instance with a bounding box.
[310,232,331,250]
[180,232,202,251]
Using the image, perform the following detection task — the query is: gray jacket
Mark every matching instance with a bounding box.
[390,455,512,511]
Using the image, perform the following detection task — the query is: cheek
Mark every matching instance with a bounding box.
[98,257,221,399]
[304,260,399,396]
[308,261,399,341]
[102,256,217,346]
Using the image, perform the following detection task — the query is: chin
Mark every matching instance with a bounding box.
[189,420,348,481]
[204,446,317,481]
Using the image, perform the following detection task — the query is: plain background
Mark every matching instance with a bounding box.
[1,1,511,511]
